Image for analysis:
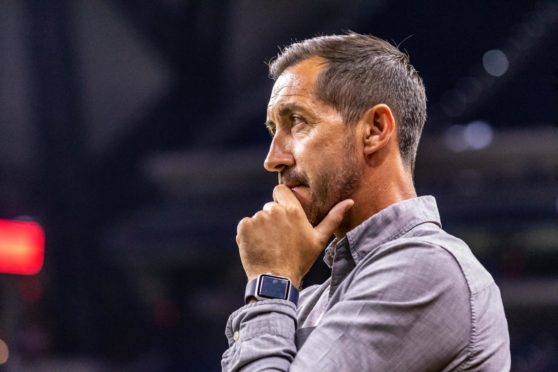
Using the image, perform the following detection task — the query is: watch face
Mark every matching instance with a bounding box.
[258,275,289,300]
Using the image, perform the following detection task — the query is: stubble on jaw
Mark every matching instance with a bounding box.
[308,161,360,226]
[307,133,361,226]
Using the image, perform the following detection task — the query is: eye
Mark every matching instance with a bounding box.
[289,115,310,135]
[265,122,276,137]
[290,114,306,126]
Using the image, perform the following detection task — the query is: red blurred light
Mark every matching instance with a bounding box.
[0,219,45,275]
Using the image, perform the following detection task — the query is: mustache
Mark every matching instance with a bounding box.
[279,169,309,186]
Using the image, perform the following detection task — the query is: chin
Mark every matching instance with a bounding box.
[297,199,314,223]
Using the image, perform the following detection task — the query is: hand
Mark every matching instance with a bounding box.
[236,184,354,288]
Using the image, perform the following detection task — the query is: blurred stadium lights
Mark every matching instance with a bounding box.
[417,125,558,225]
[444,120,494,152]
[464,120,494,149]
[444,125,469,152]
[482,49,509,77]
[436,0,558,121]
[0,219,45,275]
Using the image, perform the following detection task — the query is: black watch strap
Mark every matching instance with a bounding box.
[245,274,299,306]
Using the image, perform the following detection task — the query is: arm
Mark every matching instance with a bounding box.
[222,184,353,371]
[221,300,297,372]
[222,188,472,371]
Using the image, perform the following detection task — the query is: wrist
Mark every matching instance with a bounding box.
[244,273,299,306]
[247,272,301,289]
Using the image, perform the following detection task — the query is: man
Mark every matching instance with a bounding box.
[222,32,510,371]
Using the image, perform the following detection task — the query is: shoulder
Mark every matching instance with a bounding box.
[354,237,470,296]
[338,234,491,337]
[362,225,494,296]
[332,238,474,366]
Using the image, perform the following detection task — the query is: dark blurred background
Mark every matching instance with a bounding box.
[0,0,557,371]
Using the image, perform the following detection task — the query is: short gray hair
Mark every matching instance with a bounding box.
[269,32,427,173]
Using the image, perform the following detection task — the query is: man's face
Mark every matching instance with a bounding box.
[264,57,362,226]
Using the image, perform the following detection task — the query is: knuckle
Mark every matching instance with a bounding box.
[269,203,281,214]
[270,204,288,218]
[252,210,265,221]
[284,205,298,215]
[237,217,251,232]
[236,231,243,246]
[263,202,275,212]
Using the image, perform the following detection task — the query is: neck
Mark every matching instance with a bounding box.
[335,162,416,238]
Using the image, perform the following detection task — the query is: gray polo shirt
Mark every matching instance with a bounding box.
[222,196,511,371]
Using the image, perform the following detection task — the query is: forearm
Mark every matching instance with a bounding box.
[222,300,297,372]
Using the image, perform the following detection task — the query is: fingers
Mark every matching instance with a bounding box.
[272,184,301,207]
[262,202,276,212]
[314,199,354,242]
[236,216,252,244]
[237,217,251,232]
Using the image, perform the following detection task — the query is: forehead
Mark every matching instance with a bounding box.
[267,57,327,113]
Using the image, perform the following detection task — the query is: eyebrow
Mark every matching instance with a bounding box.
[265,102,312,132]
[275,102,307,117]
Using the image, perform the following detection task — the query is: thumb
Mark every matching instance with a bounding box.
[314,199,354,243]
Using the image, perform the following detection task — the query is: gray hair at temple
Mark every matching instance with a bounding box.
[268,32,427,173]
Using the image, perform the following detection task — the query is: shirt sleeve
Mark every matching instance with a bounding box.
[221,299,298,372]
[222,242,473,371]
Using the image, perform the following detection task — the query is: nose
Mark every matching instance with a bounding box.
[263,133,294,172]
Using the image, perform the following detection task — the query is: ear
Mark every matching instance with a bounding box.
[360,104,396,156]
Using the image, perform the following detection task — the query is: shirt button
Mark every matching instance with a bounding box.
[233,331,240,341]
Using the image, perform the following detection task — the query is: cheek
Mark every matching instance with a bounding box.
[292,142,316,171]
[291,132,346,180]
[291,140,307,157]
[291,142,309,171]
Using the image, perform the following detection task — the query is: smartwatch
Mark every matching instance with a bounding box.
[245,273,299,306]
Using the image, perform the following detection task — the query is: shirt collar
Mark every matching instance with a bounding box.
[323,196,441,267]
